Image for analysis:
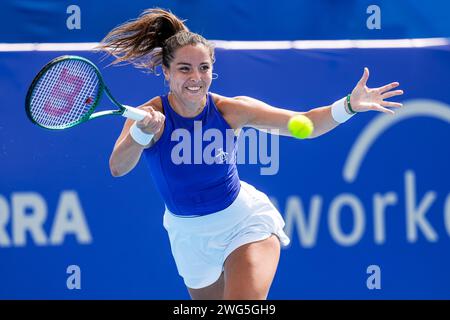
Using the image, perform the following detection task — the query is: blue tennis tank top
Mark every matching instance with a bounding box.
[143,93,241,217]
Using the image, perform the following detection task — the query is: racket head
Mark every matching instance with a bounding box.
[25,55,105,130]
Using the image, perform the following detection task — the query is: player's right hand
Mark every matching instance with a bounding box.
[136,106,165,135]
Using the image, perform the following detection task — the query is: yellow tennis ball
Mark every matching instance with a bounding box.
[288,115,314,139]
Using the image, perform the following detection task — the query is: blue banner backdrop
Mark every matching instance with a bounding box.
[0,44,449,299]
[1,0,450,42]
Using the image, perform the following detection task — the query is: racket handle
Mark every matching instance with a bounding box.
[122,105,148,121]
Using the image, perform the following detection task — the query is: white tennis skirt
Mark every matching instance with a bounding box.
[163,180,290,289]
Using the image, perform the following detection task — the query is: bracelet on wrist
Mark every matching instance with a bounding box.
[346,94,356,114]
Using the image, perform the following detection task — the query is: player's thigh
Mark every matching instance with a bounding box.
[223,235,280,299]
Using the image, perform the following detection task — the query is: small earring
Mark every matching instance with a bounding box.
[164,78,169,87]
[212,73,219,80]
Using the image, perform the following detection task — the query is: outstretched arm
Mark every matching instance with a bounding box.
[224,67,404,139]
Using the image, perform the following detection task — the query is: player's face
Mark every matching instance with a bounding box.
[165,44,213,105]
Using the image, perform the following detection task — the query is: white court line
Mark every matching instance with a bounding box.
[0,42,99,52]
[215,38,450,49]
[0,38,448,52]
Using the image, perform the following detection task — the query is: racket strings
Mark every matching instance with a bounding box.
[30,59,100,128]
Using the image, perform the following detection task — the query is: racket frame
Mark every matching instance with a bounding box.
[25,55,133,130]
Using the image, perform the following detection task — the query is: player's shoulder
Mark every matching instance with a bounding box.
[211,92,252,113]
[136,96,163,113]
[210,92,255,129]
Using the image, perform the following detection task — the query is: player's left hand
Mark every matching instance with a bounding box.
[350,67,404,114]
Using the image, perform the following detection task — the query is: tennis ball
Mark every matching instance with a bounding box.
[288,115,314,139]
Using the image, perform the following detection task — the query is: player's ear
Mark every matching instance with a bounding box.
[162,66,170,81]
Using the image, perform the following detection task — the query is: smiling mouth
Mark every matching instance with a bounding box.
[185,86,202,92]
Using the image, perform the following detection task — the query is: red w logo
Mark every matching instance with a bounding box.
[43,68,85,117]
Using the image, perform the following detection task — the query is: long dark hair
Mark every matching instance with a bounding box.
[97,8,215,72]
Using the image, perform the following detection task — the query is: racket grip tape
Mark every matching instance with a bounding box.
[122,105,148,121]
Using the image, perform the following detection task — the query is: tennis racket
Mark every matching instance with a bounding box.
[25,55,148,130]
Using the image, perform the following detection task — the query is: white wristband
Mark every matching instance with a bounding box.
[331,97,356,123]
[129,122,154,146]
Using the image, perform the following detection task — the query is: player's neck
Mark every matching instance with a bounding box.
[168,92,206,118]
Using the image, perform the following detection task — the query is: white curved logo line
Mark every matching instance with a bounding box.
[344,99,450,183]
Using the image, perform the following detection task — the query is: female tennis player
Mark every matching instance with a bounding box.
[102,9,403,300]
